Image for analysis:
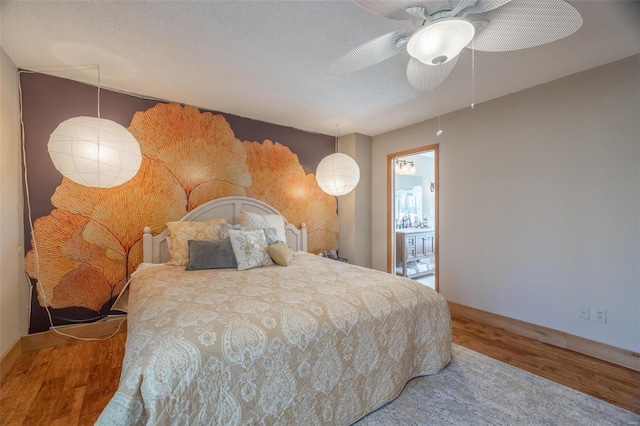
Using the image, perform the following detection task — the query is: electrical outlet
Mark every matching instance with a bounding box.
[578,305,590,320]
[593,307,607,324]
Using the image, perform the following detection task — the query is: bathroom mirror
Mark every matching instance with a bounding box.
[395,186,423,228]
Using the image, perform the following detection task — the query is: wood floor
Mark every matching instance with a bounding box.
[0,333,126,426]
[1,316,638,425]
[452,316,640,414]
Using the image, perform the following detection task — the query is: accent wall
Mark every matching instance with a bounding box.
[20,73,336,333]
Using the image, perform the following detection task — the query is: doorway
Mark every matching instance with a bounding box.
[387,145,439,292]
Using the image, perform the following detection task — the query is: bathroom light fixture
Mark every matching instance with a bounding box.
[47,68,142,188]
[406,17,475,66]
[395,159,416,175]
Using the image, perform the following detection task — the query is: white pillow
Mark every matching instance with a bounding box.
[240,211,287,243]
[228,229,274,271]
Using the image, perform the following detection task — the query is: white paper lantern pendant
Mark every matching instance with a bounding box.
[48,116,142,188]
[315,152,360,196]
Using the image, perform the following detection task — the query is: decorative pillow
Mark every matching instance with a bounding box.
[240,211,287,244]
[262,227,280,246]
[186,239,237,271]
[267,242,294,266]
[228,229,274,271]
[166,219,226,266]
[219,222,247,240]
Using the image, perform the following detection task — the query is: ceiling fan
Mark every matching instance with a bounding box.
[330,0,583,92]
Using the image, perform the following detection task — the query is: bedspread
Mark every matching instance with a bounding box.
[97,252,451,425]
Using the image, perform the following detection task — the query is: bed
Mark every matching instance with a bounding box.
[97,196,451,425]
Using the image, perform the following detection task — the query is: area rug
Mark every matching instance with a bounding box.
[355,344,639,425]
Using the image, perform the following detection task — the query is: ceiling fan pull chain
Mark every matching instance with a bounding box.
[437,84,443,136]
[471,37,475,109]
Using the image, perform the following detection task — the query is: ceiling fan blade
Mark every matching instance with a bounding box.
[353,0,447,20]
[406,55,459,92]
[329,30,413,75]
[469,0,582,52]
[454,0,511,15]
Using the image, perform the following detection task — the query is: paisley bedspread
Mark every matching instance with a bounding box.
[97,252,451,425]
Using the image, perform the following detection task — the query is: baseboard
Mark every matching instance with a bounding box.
[448,301,640,372]
[0,338,23,381]
[20,316,127,353]
[1,317,127,380]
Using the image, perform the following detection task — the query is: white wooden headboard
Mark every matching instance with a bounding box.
[143,196,308,264]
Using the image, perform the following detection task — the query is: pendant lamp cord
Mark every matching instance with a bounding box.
[17,66,126,342]
[97,66,101,119]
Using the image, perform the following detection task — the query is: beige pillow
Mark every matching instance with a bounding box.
[267,241,294,266]
[166,219,226,266]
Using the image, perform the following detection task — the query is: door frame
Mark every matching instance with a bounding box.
[387,144,439,292]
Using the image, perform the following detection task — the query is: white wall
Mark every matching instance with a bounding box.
[372,55,640,352]
[0,47,29,357]
[338,133,372,268]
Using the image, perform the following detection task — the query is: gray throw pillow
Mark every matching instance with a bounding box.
[186,239,237,270]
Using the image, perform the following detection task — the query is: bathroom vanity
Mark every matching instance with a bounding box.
[396,229,435,278]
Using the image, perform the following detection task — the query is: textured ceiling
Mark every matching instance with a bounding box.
[1,1,639,137]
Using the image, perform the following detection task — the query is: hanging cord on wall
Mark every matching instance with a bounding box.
[18,67,127,342]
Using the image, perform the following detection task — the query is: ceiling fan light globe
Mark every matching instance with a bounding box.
[407,18,475,66]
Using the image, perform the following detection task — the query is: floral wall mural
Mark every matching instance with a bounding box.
[21,73,336,333]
